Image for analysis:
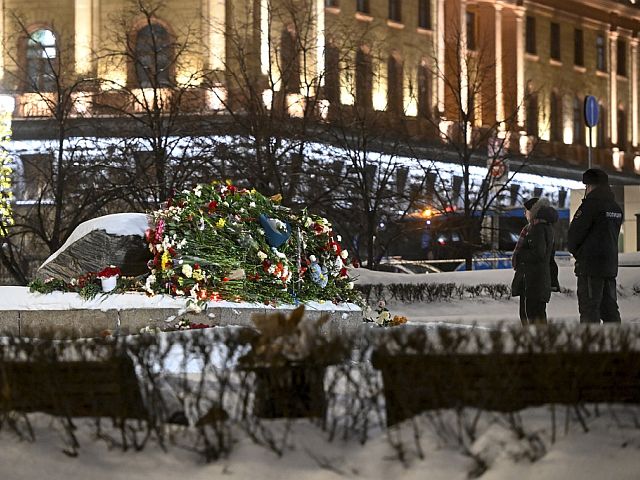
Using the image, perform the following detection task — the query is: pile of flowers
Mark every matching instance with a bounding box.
[142,181,359,306]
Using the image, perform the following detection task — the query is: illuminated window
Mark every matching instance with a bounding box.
[25,29,57,92]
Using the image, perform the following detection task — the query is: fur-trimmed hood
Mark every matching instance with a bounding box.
[529,198,558,224]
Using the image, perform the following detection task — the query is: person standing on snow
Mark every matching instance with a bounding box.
[511,198,559,325]
[567,168,623,323]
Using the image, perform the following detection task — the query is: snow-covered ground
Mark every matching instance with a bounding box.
[1,407,639,480]
[355,264,640,325]
[3,260,640,478]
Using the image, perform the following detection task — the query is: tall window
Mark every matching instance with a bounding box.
[417,62,432,118]
[550,92,562,142]
[597,103,607,147]
[550,22,561,61]
[281,27,300,93]
[324,43,340,104]
[526,92,538,136]
[26,29,57,92]
[356,0,370,14]
[355,48,373,109]
[574,29,584,67]
[387,55,403,114]
[466,12,476,51]
[418,0,432,30]
[573,96,584,144]
[525,16,536,55]
[596,33,607,72]
[617,39,627,76]
[618,107,627,150]
[389,0,401,22]
[134,23,174,87]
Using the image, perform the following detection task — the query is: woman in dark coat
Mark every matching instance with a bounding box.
[511,198,559,325]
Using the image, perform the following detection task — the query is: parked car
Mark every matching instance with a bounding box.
[375,262,441,274]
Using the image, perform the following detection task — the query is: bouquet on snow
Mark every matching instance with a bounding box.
[143,181,359,306]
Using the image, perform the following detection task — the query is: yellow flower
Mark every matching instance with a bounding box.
[161,251,172,270]
[216,217,226,229]
[193,269,204,281]
[225,179,233,186]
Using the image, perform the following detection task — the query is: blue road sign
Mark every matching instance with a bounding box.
[584,95,599,127]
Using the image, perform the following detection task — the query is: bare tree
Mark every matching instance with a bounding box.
[421,20,541,270]
[93,0,220,210]
[200,0,336,205]
[0,14,120,284]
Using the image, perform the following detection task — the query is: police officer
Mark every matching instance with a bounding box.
[567,168,623,323]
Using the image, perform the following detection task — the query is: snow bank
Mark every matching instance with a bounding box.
[0,286,360,313]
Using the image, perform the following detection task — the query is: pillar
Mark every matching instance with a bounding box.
[75,0,93,74]
[610,30,618,145]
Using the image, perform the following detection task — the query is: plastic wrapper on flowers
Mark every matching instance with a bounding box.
[143,181,361,306]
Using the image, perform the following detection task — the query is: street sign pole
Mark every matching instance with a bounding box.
[588,127,593,168]
[584,95,599,170]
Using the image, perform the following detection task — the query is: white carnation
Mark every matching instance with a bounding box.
[182,264,193,278]
[340,250,349,259]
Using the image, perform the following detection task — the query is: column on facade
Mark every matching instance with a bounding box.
[206,0,226,71]
[610,30,619,146]
[436,0,446,116]
[514,6,525,129]
[74,0,93,74]
[0,0,4,80]
[459,0,468,118]
[631,36,638,148]
[260,0,270,76]
[494,3,504,123]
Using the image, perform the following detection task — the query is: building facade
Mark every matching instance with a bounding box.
[1,1,640,176]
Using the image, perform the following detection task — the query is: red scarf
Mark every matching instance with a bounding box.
[512,219,545,269]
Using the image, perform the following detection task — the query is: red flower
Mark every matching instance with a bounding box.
[339,267,348,277]
[208,200,218,213]
[228,185,237,194]
[168,247,177,256]
[194,263,200,269]
[222,277,230,282]
[98,265,121,278]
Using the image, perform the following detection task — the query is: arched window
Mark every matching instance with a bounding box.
[25,29,57,92]
[550,91,562,142]
[417,62,432,118]
[355,47,373,109]
[573,96,584,145]
[281,27,300,94]
[387,55,403,114]
[134,23,174,88]
[526,89,538,136]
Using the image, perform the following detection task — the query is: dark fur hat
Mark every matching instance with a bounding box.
[582,168,608,185]
[524,198,538,210]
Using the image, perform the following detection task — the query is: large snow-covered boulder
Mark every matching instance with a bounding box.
[36,213,152,282]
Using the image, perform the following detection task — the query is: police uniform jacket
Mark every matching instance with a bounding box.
[567,186,623,278]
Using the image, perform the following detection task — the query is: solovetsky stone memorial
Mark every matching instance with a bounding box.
[36,213,152,283]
